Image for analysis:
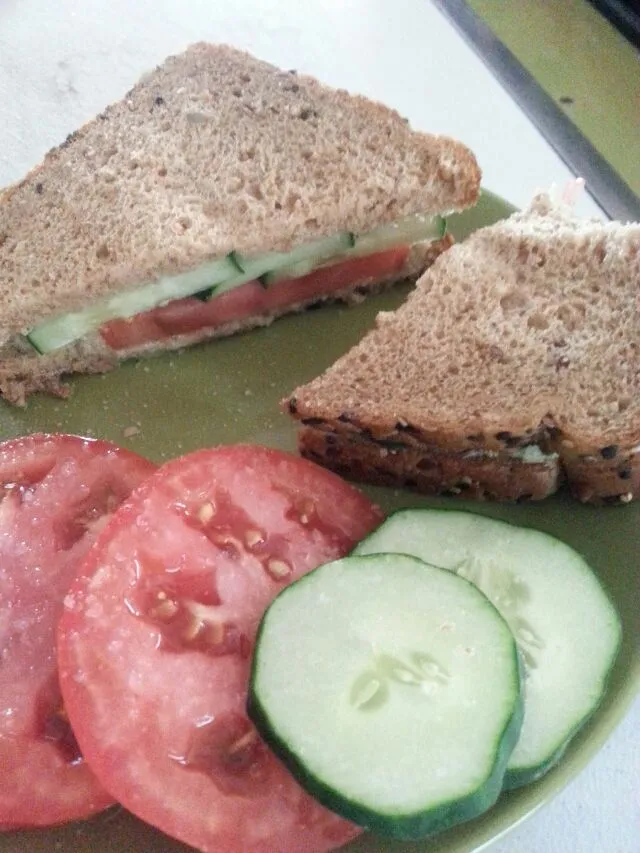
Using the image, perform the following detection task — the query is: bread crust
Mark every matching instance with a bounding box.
[563,452,639,505]
[0,338,117,406]
[0,43,480,345]
[296,423,640,505]
[297,425,560,502]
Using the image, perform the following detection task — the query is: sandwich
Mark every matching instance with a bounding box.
[0,43,481,405]
[284,191,640,505]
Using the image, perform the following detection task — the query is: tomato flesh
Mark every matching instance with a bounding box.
[100,247,410,352]
[58,445,382,852]
[0,434,156,829]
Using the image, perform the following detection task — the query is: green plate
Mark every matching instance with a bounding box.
[2,191,638,852]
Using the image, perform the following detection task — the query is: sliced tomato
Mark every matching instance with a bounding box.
[99,246,410,352]
[99,309,166,350]
[57,445,382,852]
[99,281,268,351]
[0,434,156,829]
[263,245,410,311]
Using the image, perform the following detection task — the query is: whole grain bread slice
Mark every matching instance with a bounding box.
[285,193,640,504]
[0,42,480,403]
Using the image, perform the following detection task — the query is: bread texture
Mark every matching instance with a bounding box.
[0,43,480,403]
[286,193,640,504]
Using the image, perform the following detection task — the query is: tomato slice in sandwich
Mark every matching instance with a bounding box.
[0,434,156,829]
[100,246,410,351]
[57,445,382,852]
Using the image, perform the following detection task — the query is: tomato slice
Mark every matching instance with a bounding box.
[99,246,410,352]
[57,445,382,852]
[262,246,410,312]
[99,281,268,351]
[0,434,156,829]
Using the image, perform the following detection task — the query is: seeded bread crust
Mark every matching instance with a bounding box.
[286,194,640,504]
[297,425,561,501]
[0,237,451,405]
[295,423,640,505]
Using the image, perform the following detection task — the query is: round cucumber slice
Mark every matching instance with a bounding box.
[249,553,523,840]
[353,510,622,789]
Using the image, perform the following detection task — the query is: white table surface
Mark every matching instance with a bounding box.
[0,1,637,851]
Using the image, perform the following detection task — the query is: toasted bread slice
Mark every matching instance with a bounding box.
[0,43,479,403]
[286,193,640,504]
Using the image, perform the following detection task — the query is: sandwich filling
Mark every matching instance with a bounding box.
[24,214,446,356]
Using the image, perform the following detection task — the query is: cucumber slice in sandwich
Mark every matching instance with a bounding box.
[353,510,622,789]
[26,253,245,354]
[238,231,356,287]
[248,553,523,840]
[25,215,444,354]
[261,213,446,286]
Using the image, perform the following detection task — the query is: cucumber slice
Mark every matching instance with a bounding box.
[259,258,322,287]
[352,212,446,256]
[249,553,523,840]
[353,510,622,789]
[226,250,245,274]
[235,231,355,281]
[261,214,446,286]
[26,254,246,353]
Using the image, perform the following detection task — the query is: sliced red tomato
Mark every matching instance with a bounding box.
[57,445,382,852]
[99,246,410,352]
[0,434,156,829]
[262,245,410,311]
[100,282,268,351]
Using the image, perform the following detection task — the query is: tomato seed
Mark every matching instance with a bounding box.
[298,499,315,524]
[209,532,244,557]
[205,620,225,646]
[265,558,291,580]
[197,502,215,523]
[182,617,206,643]
[228,729,258,755]
[149,596,180,621]
[244,528,264,548]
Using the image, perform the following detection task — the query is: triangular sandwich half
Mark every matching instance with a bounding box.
[285,193,640,505]
[0,43,480,404]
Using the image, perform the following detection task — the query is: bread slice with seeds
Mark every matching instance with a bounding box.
[0,43,480,404]
[285,193,640,504]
